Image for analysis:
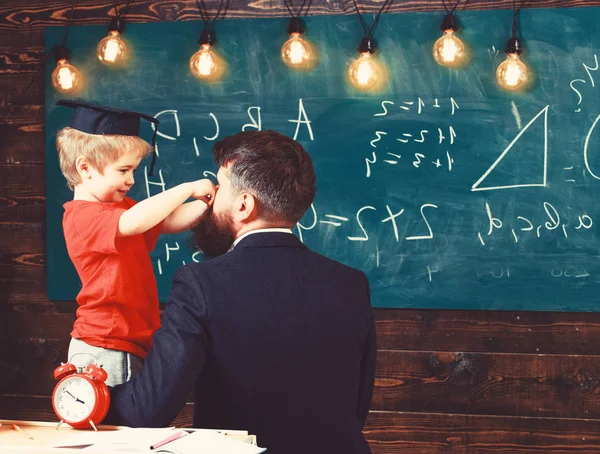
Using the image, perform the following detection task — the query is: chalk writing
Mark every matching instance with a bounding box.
[472,106,548,192]
[478,201,593,245]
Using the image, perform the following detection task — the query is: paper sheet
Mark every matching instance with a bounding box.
[52,428,175,448]
[51,427,264,453]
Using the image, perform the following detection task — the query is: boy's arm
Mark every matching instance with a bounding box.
[161,200,209,234]
[117,180,215,237]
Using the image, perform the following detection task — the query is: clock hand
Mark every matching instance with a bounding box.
[65,390,77,400]
[65,390,86,404]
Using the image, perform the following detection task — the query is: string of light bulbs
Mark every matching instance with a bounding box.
[348,0,394,91]
[433,0,466,68]
[189,0,229,82]
[45,1,536,95]
[281,0,317,71]
[96,0,135,66]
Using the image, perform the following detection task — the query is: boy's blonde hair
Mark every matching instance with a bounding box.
[56,127,152,190]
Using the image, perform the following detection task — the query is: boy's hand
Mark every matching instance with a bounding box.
[190,179,217,205]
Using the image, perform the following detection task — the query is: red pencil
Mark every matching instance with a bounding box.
[150,431,188,450]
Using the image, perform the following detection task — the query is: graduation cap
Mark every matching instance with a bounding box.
[56,99,160,176]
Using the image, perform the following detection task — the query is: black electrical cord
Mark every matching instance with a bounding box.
[60,0,77,47]
[441,0,461,16]
[439,0,461,33]
[115,0,135,18]
[283,0,311,18]
[504,0,528,54]
[196,0,230,31]
[511,0,528,39]
[351,0,394,39]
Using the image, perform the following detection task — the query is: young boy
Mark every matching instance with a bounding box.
[55,100,216,387]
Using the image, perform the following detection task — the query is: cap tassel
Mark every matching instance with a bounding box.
[149,126,158,177]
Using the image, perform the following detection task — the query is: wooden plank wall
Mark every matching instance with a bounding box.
[2,1,600,452]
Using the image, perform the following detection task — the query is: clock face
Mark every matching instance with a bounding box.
[53,376,96,423]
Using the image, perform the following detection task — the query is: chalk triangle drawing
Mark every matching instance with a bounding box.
[472,105,549,192]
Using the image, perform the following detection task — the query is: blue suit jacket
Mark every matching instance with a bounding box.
[110,232,376,453]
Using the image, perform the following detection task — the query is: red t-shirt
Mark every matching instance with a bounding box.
[62,197,162,358]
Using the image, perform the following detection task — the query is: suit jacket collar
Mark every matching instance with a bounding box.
[234,231,307,249]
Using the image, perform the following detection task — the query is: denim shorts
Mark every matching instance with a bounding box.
[67,338,144,387]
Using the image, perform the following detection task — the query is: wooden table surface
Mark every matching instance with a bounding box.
[0,419,127,453]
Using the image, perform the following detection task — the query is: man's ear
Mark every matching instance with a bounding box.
[75,156,92,179]
[233,192,257,222]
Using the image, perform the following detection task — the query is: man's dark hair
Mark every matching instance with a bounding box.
[212,130,316,224]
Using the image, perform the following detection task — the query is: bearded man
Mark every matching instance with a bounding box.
[110,130,377,454]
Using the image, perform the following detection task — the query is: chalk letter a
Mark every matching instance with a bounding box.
[288,98,314,141]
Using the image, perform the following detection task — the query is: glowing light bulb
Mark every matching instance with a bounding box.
[433,14,466,68]
[281,18,316,71]
[496,37,529,91]
[51,59,82,94]
[189,29,225,82]
[190,44,222,80]
[348,52,381,91]
[496,53,529,91]
[281,32,315,70]
[97,30,128,65]
[433,30,466,67]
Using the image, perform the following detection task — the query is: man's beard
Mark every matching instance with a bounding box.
[192,207,236,259]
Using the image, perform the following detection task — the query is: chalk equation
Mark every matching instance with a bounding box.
[373,97,460,116]
[365,97,459,178]
[478,201,593,246]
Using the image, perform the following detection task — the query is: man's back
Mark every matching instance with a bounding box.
[110,232,376,453]
[190,232,376,453]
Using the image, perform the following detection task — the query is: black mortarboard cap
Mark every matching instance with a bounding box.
[56,99,160,176]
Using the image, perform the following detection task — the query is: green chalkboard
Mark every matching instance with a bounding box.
[45,7,600,311]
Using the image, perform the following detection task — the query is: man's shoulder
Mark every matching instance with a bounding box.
[177,253,230,276]
[182,243,366,282]
[301,247,367,278]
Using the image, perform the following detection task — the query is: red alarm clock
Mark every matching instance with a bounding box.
[52,353,110,430]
